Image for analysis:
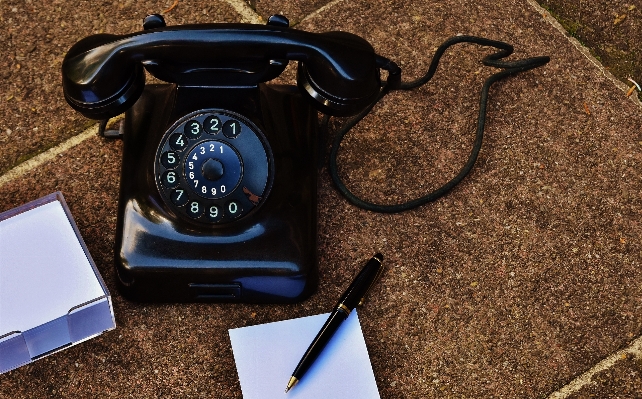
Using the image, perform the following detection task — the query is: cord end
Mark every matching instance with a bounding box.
[376,55,402,89]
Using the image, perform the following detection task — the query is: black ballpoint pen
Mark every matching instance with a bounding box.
[285,253,385,393]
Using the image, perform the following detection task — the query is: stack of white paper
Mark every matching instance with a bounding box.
[0,192,115,374]
[229,310,381,399]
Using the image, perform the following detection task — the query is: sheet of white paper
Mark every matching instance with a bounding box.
[229,310,380,399]
[0,200,105,334]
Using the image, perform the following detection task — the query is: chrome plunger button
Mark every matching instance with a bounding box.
[185,140,242,199]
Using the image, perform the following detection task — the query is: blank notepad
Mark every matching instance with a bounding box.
[229,311,380,399]
[0,192,115,374]
[0,200,105,334]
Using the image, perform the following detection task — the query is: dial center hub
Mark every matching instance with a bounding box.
[202,158,224,181]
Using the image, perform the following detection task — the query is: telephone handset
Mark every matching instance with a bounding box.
[62,15,548,302]
[62,19,384,120]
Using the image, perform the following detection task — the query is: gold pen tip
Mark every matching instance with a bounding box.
[373,253,383,262]
[285,376,298,393]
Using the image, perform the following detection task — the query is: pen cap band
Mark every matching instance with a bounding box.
[337,303,351,316]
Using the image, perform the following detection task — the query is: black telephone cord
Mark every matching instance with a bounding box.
[326,35,550,213]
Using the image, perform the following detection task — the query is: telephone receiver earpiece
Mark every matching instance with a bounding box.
[62,33,146,120]
[62,23,383,120]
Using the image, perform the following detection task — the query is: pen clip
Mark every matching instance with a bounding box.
[358,256,384,306]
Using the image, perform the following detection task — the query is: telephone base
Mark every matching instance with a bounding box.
[113,84,319,303]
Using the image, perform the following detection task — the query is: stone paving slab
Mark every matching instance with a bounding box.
[1,0,641,398]
[298,2,642,396]
[549,336,642,398]
[0,0,241,175]
[567,354,642,398]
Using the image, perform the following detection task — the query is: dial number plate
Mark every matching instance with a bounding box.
[154,110,272,224]
[185,141,242,199]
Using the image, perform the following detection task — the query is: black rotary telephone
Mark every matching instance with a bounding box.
[62,14,548,303]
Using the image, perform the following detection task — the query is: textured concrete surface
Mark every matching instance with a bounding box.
[0,0,241,174]
[1,0,642,398]
[567,353,642,398]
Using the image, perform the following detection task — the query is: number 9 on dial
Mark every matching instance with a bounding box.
[206,205,222,222]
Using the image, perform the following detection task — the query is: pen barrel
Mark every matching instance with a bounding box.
[287,254,384,389]
[291,310,347,379]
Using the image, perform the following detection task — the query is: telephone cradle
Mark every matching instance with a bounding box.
[61,14,550,302]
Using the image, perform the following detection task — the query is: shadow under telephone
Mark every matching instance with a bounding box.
[61,14,549,303]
